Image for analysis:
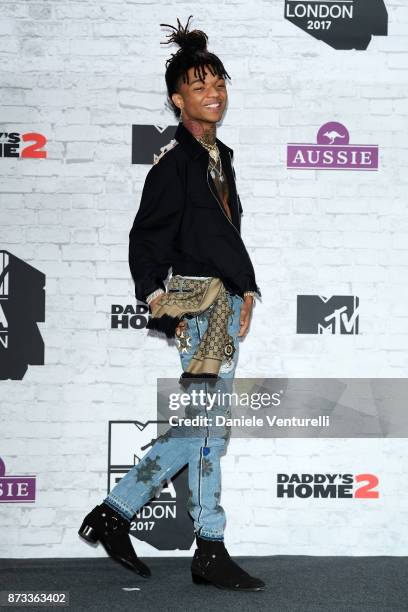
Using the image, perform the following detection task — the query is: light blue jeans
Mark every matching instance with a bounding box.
[104,280,243,541]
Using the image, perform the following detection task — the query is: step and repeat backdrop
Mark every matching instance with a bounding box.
[1,1,408,559]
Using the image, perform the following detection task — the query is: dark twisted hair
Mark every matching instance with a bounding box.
[159,15,231,119]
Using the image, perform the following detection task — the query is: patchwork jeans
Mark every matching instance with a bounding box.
[104,280,243,541]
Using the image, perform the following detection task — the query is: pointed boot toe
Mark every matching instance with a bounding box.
[191,535,265,591]
[79,502,151,578]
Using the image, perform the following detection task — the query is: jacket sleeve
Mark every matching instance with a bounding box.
[230,153,243,217]
[237,193,243,216]
[129,156,185,304]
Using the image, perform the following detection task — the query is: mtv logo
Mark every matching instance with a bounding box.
[131,125,178,165]
[297,295,359,334]
[284,0,388,51]
[108,421,193,550]
[0,251,45,380]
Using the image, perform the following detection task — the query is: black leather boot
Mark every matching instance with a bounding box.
[191,535,265,591]
[78,502,151,578]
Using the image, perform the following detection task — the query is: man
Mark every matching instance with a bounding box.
[79,15,264,592]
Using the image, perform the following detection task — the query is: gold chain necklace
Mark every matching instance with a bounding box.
[196,138,224,182]
[196,137,219,161]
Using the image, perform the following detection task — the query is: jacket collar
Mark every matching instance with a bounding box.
[174,121,234,160]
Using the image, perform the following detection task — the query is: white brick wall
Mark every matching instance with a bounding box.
[0,1,407,558]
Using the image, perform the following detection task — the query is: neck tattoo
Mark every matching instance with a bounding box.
[183,118,216,146]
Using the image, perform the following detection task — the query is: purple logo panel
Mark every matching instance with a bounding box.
[287,122,379,170]
[0,457,36,503]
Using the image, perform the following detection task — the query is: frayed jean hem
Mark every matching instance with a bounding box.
[197,531,224,541]
[104,495,134,521]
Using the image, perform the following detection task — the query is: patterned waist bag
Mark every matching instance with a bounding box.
[146,276,235,378]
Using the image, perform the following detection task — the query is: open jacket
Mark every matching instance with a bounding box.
[129,121,261,304]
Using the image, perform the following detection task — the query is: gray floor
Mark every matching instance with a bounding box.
[0,556,407,612]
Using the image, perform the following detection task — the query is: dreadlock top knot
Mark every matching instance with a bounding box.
[159,15,231,119]
[179,29,208,53]
[160,15,208,54]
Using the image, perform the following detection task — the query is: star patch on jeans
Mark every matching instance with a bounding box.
[176,329,192,353]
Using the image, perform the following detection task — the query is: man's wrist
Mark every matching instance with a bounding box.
[243,291,256,301]
[146,288,165,305]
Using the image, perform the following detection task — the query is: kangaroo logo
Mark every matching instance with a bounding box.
[323,130,346,145]
[287,121,378,171]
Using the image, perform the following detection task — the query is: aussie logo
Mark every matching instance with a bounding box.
[277,473,379,498]
[297,295,359,335]
[284,0,388,50]
[0,458,36,503]
[287,122,378,171]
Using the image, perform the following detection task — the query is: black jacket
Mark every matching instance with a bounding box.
[129,121,261,304]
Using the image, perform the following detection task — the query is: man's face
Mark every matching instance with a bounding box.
[172,64,228,126]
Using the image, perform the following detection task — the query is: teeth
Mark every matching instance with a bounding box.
[205,103,220,108]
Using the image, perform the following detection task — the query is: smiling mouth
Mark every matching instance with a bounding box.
[204,103,221,109]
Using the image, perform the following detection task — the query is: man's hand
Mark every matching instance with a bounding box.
[238,295,254,337]
[149,293,186,337]
[175,319,187,337]
[149,293,164,314]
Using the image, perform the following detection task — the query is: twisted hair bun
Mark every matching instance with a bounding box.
[160,15,231,119]
[160,15,208,54]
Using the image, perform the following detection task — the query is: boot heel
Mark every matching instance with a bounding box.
[192,572,210,585]
[78,524,99,543]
